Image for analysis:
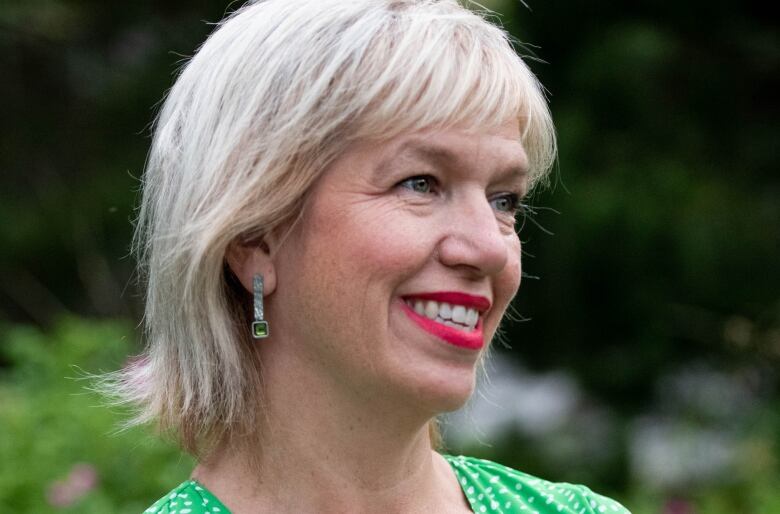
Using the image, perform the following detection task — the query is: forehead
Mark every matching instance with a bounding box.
[372,123,529,181]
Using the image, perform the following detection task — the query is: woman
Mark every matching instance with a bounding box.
[104,0,631,512]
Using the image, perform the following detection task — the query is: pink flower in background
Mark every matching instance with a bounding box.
[46,463,99,508]
[663,498,696,514]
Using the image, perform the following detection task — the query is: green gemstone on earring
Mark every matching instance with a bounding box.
[252,320,269,339]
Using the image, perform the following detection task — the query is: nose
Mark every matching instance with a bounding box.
[436,193,511,278]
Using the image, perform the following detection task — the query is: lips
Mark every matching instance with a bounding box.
[399,292,491,350]
[405,292,491,311]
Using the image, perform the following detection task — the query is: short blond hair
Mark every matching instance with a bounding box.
[97,0,556,457]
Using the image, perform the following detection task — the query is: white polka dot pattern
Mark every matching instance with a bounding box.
[142,480,227,514]
[141,455,631,513]
[444,455,631,514]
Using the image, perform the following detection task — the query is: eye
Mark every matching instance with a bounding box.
[489,193,521,214]
[398,175,437,194]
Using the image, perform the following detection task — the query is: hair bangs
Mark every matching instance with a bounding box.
[349,6,555,186]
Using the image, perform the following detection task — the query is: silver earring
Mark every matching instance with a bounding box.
[252,274,269,339]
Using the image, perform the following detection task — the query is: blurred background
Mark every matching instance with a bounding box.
[0,0,777,512]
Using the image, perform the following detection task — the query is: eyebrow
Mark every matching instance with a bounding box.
[379,139,529,183]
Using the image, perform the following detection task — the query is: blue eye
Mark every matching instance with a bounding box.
[399,175,435,194]
[490,193,520,213]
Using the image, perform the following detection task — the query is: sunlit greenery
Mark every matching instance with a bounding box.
[0,319,192,513]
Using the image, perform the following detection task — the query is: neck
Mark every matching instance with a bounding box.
[191,340,467,514]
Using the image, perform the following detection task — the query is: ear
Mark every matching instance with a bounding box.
[225,237,277,297]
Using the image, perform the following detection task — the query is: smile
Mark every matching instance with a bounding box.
[404,299,480,331]
[400,292,490,350]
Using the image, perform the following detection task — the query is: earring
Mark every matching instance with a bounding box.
[252,274,269,339]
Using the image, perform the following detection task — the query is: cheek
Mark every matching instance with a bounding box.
[320,204,434,283]
[279,204,435,357]
[496,236,523,307]
[511,236,523,285]
[346,230,412,270]
[285,206,431,333]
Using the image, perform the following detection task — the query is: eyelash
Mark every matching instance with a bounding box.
[398,175,437,195]
[397,175,527,217]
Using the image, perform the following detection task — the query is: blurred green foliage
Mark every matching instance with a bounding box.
[0,319,776,512]
[0,318,192,513]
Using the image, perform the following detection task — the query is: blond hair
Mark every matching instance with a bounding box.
[96,0,556,458]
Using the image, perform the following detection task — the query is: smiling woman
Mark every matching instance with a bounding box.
[93,1,630,513]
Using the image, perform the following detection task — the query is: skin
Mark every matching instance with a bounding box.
[196,120,529,513]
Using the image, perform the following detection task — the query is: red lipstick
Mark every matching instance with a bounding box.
[399,292,490,350]
[404,292,491,312]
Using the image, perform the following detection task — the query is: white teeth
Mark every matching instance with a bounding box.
[408,298,480,331]
[466,308,479,326]
[424,301,438,320]
[451,305,466,323]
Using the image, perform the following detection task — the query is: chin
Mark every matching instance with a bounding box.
[407,368,477,415]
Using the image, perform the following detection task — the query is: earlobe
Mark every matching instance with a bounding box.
[225,239,277,296]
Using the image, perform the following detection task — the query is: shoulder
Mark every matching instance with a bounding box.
[443,454,631,514]
[142,480,231,514]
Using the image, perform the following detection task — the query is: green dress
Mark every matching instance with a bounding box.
[143,454,630,514]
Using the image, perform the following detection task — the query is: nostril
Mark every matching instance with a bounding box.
[436,232,509,277]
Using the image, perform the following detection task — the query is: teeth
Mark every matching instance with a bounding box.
[408,299,480,331]
[466,308,479,326]
[451,305,466,323]
[424,301,438,320]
